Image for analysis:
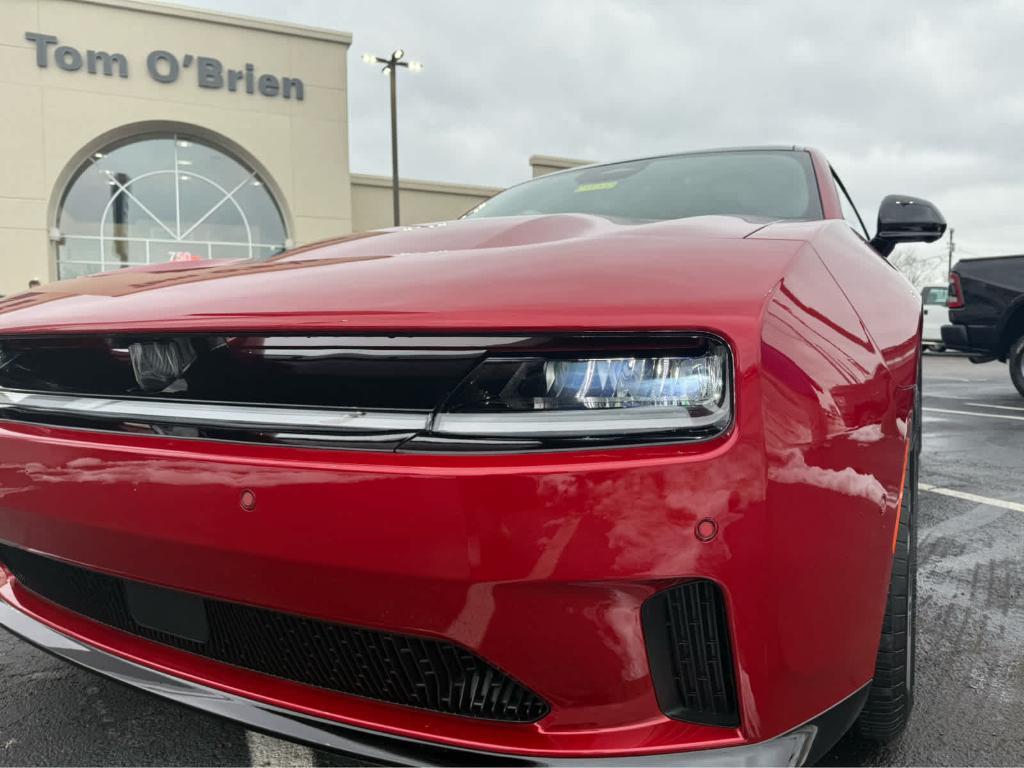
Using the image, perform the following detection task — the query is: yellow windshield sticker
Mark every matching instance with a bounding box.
[574,181,618,193]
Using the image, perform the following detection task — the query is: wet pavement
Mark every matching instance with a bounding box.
[1,354,1022,766]
[821,354,1024,766]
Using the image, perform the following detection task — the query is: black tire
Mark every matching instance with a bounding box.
[1009,336,1024,398]
[853,367,919,742]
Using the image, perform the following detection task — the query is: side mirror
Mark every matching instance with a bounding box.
[870,194,947,257]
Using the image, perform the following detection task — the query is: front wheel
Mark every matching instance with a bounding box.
[1009,336,1024,398]
[853,392,919,741]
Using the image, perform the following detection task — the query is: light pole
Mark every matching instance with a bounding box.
[947,227,956,277]
[362,50,423,227]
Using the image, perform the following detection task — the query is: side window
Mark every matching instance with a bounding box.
[832,171,870,241]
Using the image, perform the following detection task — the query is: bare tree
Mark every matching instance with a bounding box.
[889,246,946,291]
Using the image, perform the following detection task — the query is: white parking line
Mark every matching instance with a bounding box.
[920,483,1024,513]
[967,402,1024,412]
[923,406,1024,421]
[244,731,315,767]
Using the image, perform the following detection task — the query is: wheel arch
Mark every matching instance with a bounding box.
[997,298,1024,356]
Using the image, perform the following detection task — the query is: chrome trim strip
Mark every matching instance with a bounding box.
[244,336,532,349]
[0,390,427,433]
[0,598,817,766]
[255,348,484,359]
[433,405,728,437]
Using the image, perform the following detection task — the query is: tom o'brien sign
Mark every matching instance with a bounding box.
[24,32,305,101]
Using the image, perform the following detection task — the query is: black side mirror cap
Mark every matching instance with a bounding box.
[870,194,947,257]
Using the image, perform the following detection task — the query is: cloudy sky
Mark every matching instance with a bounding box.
[174,0,1024,267]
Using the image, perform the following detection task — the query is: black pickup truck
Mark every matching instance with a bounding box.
[942,254,1024,395]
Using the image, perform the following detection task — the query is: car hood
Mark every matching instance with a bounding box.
[0,214,816,335]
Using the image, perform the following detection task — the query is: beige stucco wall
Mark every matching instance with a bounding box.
[350,174,500,232]
[529,154,593,178]
[0,0,352,297]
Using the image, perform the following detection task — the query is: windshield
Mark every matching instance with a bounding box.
[465,150,822,223]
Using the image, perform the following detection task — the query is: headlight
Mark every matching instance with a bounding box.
[433,336,732,442]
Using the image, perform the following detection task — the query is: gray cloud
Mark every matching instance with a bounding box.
[173,0,1024,261]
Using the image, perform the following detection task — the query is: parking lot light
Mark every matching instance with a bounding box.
[362,48,422,226]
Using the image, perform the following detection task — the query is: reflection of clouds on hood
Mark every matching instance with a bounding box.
[769,448,887,509]
[847,423,885,444]
[21,459,370,489]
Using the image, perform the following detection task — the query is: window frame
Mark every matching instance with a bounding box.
[831,169,870,241]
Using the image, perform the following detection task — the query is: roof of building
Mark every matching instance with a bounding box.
[75,0,353,45]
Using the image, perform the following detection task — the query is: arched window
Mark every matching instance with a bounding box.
[56,133,288,279]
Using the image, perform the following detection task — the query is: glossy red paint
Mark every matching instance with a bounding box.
[0,148,921,759]
[0,214,795,336]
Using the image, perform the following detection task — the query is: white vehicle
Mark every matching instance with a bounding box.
[921,285,950,350]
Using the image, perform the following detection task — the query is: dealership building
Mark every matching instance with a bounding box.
[0,0,586,296]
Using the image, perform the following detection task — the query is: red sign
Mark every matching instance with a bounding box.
[168,251,203,262]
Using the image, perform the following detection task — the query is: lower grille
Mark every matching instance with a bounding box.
[642,580,739,727]
[0,543,548,723]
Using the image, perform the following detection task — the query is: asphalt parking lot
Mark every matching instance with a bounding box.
[1,354,1022,766]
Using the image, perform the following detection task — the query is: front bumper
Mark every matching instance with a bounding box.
[0,416,889,761]
[0,594,860,766]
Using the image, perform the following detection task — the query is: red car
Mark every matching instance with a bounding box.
[0,147,945,765]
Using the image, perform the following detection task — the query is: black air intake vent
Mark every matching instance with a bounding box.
[642,580,739,727]
[0,544,549,723]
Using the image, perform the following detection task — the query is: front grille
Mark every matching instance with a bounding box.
[642,580,739,727]
[0,544,549,723]
[0,333,726,453]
